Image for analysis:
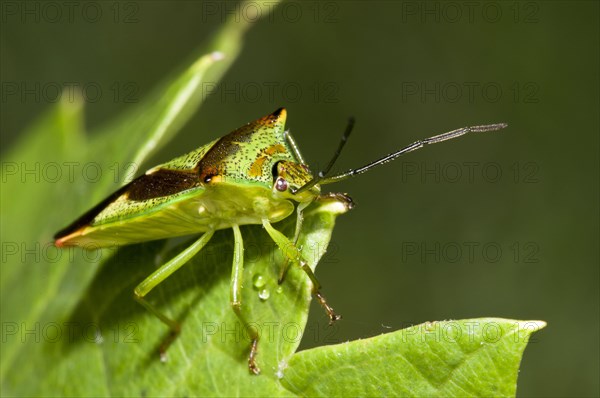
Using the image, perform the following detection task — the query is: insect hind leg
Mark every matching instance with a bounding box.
[133,230,215,361]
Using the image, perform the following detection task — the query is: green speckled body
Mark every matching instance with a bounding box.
[54,108,318,247]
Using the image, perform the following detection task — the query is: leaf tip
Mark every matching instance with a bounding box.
[517,320,547,330]
[512,320,547,340]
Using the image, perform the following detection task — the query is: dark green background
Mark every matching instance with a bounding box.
[2,1,598,396]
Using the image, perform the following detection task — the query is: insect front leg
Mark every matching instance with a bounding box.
[230,224,261,375]
[262,219,341,324]
[278,200,312,284]
[134,230,215,361]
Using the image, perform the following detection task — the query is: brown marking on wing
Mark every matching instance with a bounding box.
[126,169,199,200]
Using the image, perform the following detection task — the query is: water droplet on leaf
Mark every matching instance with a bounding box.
[253,274,266,289]
[258,288,270,301]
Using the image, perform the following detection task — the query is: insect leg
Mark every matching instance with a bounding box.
[292,200,312,244]
[230,225,260,375]
[262,219,341,324]
[279,200,313,284]
[134,230,215,360]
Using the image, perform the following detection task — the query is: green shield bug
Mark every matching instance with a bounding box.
[54,108,506,374]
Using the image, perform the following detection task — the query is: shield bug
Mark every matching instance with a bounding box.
[54,108,506,374]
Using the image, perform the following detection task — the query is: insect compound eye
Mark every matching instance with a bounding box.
[275,177,288,192]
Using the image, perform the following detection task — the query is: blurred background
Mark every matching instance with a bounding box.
[2,1,598,396]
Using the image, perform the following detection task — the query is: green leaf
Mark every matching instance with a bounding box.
[281,318,546,397]
[1,0,544,395]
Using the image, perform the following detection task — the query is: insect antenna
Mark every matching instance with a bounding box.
[293,122,508,194]
[291,117,355,194]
